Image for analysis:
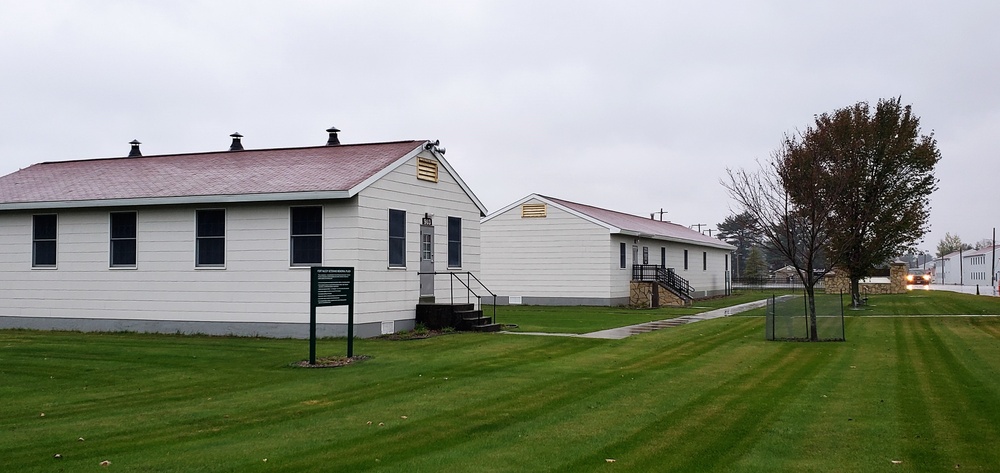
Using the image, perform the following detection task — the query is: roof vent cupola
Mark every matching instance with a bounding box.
[128,140,142,157]
[229,132,244,151]
[326,127,341,146]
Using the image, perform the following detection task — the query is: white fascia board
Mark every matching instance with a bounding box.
[0,190,352,211]
[428,148,489,216]
[343,143,488,216]
[652,235,734,250]
[346,143,425,197]
[480,194,622,234]
[482,194,734,251]
[617,231,734,250]
[481,194,537,223]
[622,230,734,250]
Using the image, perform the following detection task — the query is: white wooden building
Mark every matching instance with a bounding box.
[480,194,735,306]
[0,130,486,338]
[959,245,999,288]
[929,246,999,291]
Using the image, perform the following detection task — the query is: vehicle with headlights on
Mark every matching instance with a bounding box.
[906,272,931,285]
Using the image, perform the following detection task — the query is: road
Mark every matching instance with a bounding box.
[924,283,999,297]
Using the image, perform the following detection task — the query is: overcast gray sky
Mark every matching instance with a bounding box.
[2,1,997,254]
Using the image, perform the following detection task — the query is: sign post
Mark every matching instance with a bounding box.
[310,267,355,364]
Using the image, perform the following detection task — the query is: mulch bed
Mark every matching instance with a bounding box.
[377,329,454,341]
[292,355,371,368]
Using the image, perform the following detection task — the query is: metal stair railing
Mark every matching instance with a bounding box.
[632,264,693,300]
[416,271,498,325]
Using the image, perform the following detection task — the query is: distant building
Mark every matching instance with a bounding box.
[931,247,1000,287]
[0,130,486,338]
[773,265,798,283]
[481,194,735,306]
[931,251,960,284]
[961,245,1000,288]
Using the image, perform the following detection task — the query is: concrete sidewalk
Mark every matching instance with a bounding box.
[505,296,795,340]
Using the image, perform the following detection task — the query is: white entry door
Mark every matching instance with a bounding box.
[419,224,434,301]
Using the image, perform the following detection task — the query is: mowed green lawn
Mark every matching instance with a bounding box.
[496,289,1000,333]
[2,294,1000,472]
[493,290,798,333]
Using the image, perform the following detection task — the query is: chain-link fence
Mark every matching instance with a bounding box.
[765,292,845,341]
[733,276,825,292]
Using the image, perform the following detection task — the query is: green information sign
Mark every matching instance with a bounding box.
[310,267,355,364]
[313,267,354,307]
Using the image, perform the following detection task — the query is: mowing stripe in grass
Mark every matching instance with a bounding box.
[918,319,1000,468]
[551,324,828,471]
[268,322,769,471]
[746,316,903,472]
[4,314,1000,472]
[890,317,1000,470]
[969,316,1000,340]
[894,317,949,468]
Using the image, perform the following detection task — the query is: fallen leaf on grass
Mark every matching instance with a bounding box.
[891,460,903,464]
[100,460,111,467]
[401,415,408,419]
[606,459,616,463]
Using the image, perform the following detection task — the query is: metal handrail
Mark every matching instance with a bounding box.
[632,264,693,299]
[416,271,498,325]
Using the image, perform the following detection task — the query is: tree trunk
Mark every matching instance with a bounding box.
[805,284,819,341]
[850,277,862,308]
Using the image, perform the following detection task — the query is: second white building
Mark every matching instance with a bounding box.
[481,194,735,306]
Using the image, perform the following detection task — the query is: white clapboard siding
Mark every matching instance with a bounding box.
[483,196,733,304]
[616,236,731,298]
[0,150,483,328]
[353,153,482,323]
[482,198,613,299]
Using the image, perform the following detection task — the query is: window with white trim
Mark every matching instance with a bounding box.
[448,216,462,268]
[389,209,406,267]
[196,209,225,267]
[32,214,57,267]
[290,206,323,266]
[110,211,137,267]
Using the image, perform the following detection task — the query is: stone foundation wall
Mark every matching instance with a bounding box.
[658,284,688,307]
[630,281,654,309]
[824,262,908,295]
[630,281,690,308]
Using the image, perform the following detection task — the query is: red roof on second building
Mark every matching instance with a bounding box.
[542,196,734,249]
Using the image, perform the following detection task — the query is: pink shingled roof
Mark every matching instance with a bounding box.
[543,195,734,249]
[0,141,424,204]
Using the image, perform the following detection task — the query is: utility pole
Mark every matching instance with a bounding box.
[651,208,667,221]
[704,229,715,237]
[690,223,706,232]
[960,247,964,285]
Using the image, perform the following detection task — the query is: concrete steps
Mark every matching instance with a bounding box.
[416,303,499,332]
